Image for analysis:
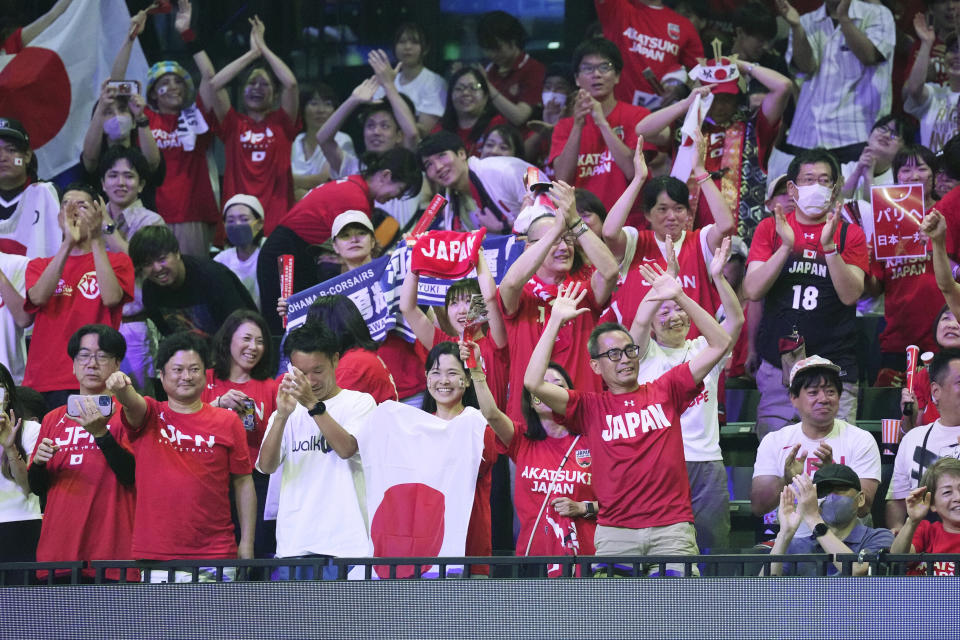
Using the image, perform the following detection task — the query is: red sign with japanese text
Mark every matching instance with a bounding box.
[871,184,927,261]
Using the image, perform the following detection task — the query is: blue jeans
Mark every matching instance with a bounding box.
[271,556,346,581]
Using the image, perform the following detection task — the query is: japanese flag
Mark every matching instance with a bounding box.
[355,401,486,579]
[0,0,149,178]
[671,91,712,182]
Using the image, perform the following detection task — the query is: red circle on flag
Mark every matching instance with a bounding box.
[0,47,71,148]
[714,69,728,80]
[370,483,445,579]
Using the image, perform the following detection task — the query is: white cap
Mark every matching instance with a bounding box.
[331,210,374,238]
[789,355,841,386]
[223,194,264,219]
[513,202,557,235]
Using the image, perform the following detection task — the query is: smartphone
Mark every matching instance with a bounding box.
[67,394,113,418]
[106,80,141,96]
[0,387,6,410]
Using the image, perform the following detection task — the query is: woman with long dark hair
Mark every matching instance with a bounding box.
[439,67,505,157]
[203,309,278,558]
[0,362,41,563]
[461,345,596,574]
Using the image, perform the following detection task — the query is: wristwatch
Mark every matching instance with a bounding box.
[584,502,596,517]
[102,223,116,235]
[812,522,829,538]
[135,117,150,128]
[307,400,326,416]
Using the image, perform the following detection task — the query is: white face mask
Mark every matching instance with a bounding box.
[542,91,567,108]
[793,183,834,216]
[103,113,134,141]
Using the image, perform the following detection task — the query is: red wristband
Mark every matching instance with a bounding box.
[180,28,196,43]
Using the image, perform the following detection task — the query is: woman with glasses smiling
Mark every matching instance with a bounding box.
[632,237,744,554]
[841,114,917,201]
[439,67,505,157]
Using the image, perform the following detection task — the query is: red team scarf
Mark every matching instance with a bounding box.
[410,229,487,279]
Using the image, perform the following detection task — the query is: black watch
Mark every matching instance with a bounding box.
[307,400,326,416]
[102,223,116,235]
[812,522,829,538]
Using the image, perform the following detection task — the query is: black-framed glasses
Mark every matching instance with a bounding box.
[75,351,115,365]
[578,62,615,76]
[590,344,641,362]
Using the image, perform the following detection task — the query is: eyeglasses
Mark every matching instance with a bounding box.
[527,232,577,247]
[453,83,483,95]
[75,351,115,365]
[578,62,615,76]
[873,124,902,140]
[590,344,641,361]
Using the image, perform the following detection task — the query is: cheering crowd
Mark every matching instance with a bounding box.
[1,0,960,581]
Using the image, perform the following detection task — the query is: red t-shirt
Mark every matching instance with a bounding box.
[427,326,509,410]
[497,271,604,420]
[549,102,651,218]
[912,520,960,575]
[122,397,253,560]
[870,250,943,354]
[216,107,299,235]
[563,362,702,529]
[457,114,508,158]
[465,426,497,575]
[937,187,960,261]
[600,228,720,337]
[502,421,597,559]
[145,105,219,225]
[336,347,399,404]
[377,332,426,399]
[202,371,279,463]
[485,52,546,110]
[595,0,703,105]
[31,406,138,581]
[279,175,373,245]
[23,252,135,392]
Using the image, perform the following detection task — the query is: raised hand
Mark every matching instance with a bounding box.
[368,49,398,85]
[638,263,682,301]
[279,367,319,409]
[774,204,795,249]
[351,77,380,104]
[0,409,21,451]
[820,209,839,251]
[248,15,266,55]
[174,0,191,34]
[920,209,946,243]
[547,180,578,226]
[904,485,932,523]
[686,85,712,106]
[810,441,834,468]
[128,9,149,41]
[709,235,732,282]
[833,0,851,20]
[459,339,482,371]
[573,90,593,125]
[128,93,146,118]
[692,127,708,176]
[276,296,289,319]
[550,281,591,325]
[275,384,297,419]
[775,0,801,26]
[633,136,648,185]
[664,234,679,277]
[783,442,807,483]
[914,12,936,44]
[105,371,134,395]
[778,484,802,533]
[791,473,821,524]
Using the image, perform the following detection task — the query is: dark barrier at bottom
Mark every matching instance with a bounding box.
[0,576,958,639]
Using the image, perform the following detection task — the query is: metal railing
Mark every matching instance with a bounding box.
[1,552,957,585]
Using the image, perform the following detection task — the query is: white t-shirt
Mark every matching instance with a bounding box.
[439,155,534,231]
[256,388,376,558]
[290,131,355,180]
[754,419,881,534]
[0,419,41,523]
[0,182,61,258]
[0,253,28,383]
[890,420,960,500]
[841,161,893,204]
[618,225,640,282]
[374,67,448,117]
[636,336,726,461]
[213,240,264,310]
[904,84,960,153]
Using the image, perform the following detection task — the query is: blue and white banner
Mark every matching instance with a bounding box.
[286,234,523,341]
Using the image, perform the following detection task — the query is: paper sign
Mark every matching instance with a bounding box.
[871,184,926,261]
